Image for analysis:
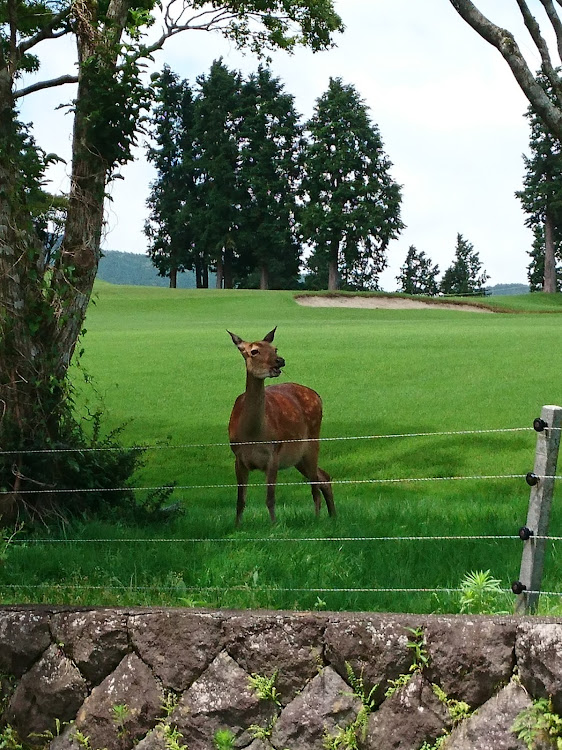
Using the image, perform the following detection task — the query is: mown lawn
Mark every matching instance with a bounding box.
[2,285,562,614]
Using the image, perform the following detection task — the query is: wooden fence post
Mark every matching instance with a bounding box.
[514,405,562,615]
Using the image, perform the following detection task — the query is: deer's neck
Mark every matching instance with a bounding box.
[240,372,267,438]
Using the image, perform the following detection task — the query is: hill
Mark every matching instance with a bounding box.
[97,250,198,288]
[488,283,529,295]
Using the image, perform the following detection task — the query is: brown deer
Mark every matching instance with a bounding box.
[227,327,335,525]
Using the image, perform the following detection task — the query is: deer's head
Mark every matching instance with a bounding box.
[228,327,285,380]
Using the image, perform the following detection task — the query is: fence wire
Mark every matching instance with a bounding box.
[0,425,540,456]
[10,534,562,544]
[0,582,559,598]
[0,472,550,496]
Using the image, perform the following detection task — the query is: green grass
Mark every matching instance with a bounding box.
[2,285,562,614]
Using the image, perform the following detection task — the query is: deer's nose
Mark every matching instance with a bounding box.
[276,357,285,368]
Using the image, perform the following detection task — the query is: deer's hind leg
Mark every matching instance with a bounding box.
[317,466,336,517]
[296,455,335,518]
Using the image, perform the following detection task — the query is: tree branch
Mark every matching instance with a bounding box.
[539,0,562,64]
[14,73,78,98]
[515,0,562,107]
[127,7,251,63]
[18,8,72,54]
[448,0,562,139]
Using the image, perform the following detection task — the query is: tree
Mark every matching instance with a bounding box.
[516,77,562,293]
[0,0,343,516]
[299,77,403,291]
[236,66,302,289]
[448,1,562,141]
[440,233,489,296]
[191,59,242,289]
[396,245,440,295]
[145,66,198,288]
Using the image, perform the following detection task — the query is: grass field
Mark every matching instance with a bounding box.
[3,285,562,613]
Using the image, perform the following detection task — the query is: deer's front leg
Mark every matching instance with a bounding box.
[265,455,279,524]
[235,457,249,527]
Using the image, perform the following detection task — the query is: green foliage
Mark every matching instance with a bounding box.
[396,246,440,295]
[323,722,361,750]
[78,49,151,173]
[71,730,91,750]
[300,77,403,290]
[194,0,343,55]
[385,672,413,699]
[406,627,429,672]
[419,738,447,750]
[111,703,130,737]
[323,663,376,749]
[512,698,562,749]
[248,670,281,706]
[213,729,236,750]
[458,570,509,615]
[0,725,23,750]
[431,684,472,726]
[382,623,428,697]
[248,719,276,741]
[344,662,377,712]
[440,233,489,296]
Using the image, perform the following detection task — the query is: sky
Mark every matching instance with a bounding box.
[18,0,555,290]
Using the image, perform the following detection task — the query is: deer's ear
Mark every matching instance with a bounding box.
[263,327,277,343]
[227,330,244,348]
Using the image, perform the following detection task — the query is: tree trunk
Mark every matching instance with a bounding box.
[216,257,224,288]
[260,263,269,290]
[328,255,339,290]
[169,267,177,288]
[0,61,69,506]
[224,245,234,289]
[1,0,131,505]
[544,207,557,293]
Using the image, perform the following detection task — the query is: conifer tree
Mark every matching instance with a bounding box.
[396,246,440,295]
[237,67,302,289]
[191,60,242,289]
[300,78,403,291]
[440,233,489,296]
[145,67,198,288]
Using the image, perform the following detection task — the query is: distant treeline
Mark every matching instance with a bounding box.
[97,250,528,295]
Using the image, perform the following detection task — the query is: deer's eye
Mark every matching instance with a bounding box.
[250,349,259,356]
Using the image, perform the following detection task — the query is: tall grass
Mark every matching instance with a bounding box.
[2,285,562,613]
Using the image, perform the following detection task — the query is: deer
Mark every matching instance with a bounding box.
[227,327,335,526]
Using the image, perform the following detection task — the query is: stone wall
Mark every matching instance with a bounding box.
[1,607,561,749]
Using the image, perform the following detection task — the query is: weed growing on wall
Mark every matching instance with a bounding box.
[247,671,281,707]
[512,698,562,749]
[213,729,236,750]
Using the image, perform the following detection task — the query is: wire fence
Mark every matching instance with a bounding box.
[1,420,561,607]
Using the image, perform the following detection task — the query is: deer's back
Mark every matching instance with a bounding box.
[264,382,323,440]
[229,383,323,464]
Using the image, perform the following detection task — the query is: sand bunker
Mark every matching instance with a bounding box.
[295,295,493,313]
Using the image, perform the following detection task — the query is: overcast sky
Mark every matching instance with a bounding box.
[19,1,553,289]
